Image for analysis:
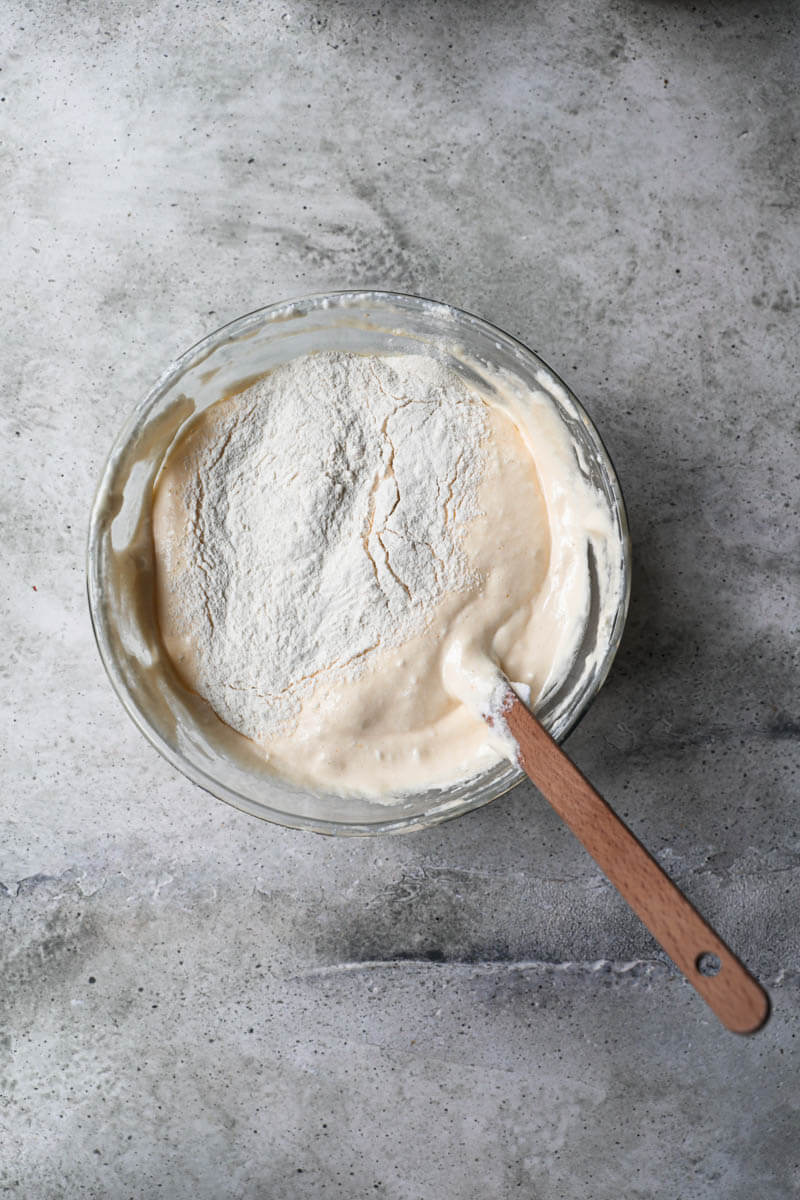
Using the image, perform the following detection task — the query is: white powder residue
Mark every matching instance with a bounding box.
[441,638,523,764]
[176,352,488,740]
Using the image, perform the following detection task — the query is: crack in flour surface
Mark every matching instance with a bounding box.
[169,352,488,740]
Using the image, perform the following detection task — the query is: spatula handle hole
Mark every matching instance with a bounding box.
[696,952,722,977]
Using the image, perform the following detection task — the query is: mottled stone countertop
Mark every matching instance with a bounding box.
[2,2,798,1196]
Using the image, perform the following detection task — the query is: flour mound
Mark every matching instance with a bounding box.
[178,352,487,740]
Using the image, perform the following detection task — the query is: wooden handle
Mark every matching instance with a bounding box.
[500,690,769,1034]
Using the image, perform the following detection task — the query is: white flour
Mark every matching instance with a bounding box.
[175,352,488,740]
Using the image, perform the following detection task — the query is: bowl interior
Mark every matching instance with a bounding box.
[88,291,630,834]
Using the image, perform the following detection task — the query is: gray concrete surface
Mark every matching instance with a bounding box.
[2,1,799,1196]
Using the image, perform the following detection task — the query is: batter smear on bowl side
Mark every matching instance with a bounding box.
[152,350,620,798]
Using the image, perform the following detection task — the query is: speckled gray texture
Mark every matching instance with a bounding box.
[2,1,799,1196]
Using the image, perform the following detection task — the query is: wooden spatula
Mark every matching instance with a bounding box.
[490,683,769,1034]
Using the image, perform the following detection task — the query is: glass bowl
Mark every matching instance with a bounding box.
[87,291,630,835]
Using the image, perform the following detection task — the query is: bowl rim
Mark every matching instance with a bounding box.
[87,288,631,836]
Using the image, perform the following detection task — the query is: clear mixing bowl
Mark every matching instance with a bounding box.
[87,291,631,835]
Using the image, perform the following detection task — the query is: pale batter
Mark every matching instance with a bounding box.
[152,351,620,798]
